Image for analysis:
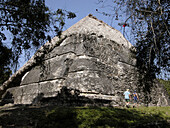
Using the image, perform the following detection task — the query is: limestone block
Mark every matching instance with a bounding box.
[39,58,66,81]
[20,66,40,85]
[75,42,86,56]
[45,43,76,59]
[69,58,98,72]
[66,71,115,95]
[14,95,22,104]
[5,83,39,104]
[38,80,64,97]
[20,94,38,104]
[7,87,23,97]
[22,84,39,95]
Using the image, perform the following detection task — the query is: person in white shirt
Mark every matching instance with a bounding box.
[123,89,131,107]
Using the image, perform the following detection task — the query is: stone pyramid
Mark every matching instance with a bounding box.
[0,14,169,106]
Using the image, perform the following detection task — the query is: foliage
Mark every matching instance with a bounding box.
[0,0,76,83]
[159,79,170,97]
[96,0,170,80]
[0,106,169,127]
[0,42,12,85]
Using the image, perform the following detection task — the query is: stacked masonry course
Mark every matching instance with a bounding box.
[0,14,169,106]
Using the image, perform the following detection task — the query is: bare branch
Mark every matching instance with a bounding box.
[150,19,158,53]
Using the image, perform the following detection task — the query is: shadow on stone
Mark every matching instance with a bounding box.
[32,93,44,105]
[0,91,14,106]
[32,86,113,107]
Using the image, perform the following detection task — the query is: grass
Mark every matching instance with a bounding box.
[41,106,170,128]
[0,105,169,128]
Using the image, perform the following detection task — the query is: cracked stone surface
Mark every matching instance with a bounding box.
[1,14,169,106]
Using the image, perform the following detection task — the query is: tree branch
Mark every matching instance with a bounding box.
[0,7,18,13]
[150,19,158,54]
[0,23,18,26]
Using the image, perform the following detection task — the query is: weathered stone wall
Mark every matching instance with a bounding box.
[1,15,169,106]
[1,33,138,105]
